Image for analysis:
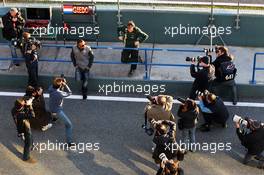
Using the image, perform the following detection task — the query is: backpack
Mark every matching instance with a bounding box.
[219,61,236,81]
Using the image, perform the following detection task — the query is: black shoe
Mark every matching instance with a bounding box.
[128,69,135,77]
[199,124,211,132]
[222,123,228,128]
[83,94,87,100]
[52,117,58,123]
[14,63,20,66]
[233,101,237,105]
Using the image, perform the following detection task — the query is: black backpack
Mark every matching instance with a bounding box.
[219,61,236,81]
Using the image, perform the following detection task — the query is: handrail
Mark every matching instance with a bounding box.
[251,52,264,84]
[0,42,204,80]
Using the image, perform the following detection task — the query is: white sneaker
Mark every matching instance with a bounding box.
[42,123,53,131]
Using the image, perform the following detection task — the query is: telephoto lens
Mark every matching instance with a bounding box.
[233,115,248,126]
[185,57,195,62]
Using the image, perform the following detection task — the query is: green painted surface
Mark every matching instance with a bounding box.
[0,7,264,46]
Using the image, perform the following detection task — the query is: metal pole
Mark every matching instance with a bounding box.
[251,53,257,84]
[235,0,241,30]
[144,50,149,80]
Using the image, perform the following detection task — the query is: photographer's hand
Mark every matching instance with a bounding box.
[118,36,124,41]
[191,60,195,65]
[235,122,240,128]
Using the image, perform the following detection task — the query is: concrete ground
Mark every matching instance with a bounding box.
[0,42,264,84]
[0,93,264,175]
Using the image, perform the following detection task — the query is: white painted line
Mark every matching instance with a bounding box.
[0,91,263,108]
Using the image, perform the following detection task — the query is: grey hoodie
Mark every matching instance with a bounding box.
[48,84,72,113]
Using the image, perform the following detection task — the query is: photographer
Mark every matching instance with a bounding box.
[177,98,199,152]
[48,77,73,146]
[11,97,36,163]
[152,120,184,164]
[189,56,215,100]
[2,8,24,41]
[198,91,229,132]
[235,117,264,169]
[211,46,238,105]
[23,33,41,87]
[71,39,94,100]
[117,21,149,77]
[2,8,25,66]
[143,95,175,136]
[25,86,53,131]
[156,153,184,175]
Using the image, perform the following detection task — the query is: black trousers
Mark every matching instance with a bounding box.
[26,61,38,87]
[202,112,227,126]
[121,49,139,70]
[23,120,33,161]
[210,79,238,104]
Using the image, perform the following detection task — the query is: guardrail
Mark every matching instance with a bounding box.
[251,52,264,84]
[0,43,204,80]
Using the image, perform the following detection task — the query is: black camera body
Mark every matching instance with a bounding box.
[186,56,202,62]
[142,124,154,136]
[177,97,186,104]
[26,37,41,51]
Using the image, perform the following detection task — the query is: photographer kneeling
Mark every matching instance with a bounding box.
[198,91,229,132]
[189,56,215,100]
[234,115,264,169]
[152,120,184,164]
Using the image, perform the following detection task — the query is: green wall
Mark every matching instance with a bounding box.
[1,7,264,47]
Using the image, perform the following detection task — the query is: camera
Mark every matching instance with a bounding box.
[233,115,248,127]
[177,97,186,104]
[185,56,202,62]
[196,90,209,97]
[142,124,154,136]
[204,48,214,53]
[11,38,20,47]
[26,37,41,50]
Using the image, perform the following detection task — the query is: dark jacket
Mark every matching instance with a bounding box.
[212,54,233,82]
[153,120,178,161]
[156,167,184,175]
[177,106,199,129]
[117,25,149,48]
[11,106,35,134]
[2,12,25,41]
[30,94,52,130]
[236,127,264,155]
[203,97,229,124]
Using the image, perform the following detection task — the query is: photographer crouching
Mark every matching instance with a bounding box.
[11,97,37,163]
[198,90,229,132]
[188,55,215,100]
[234,115,264,169]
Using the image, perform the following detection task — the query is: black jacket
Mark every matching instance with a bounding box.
[177,106,199,129]
[236,127,264,155]
[117,25,149,48]
[212,54,233,82]
[153,120,178,161]
[11,106,35,134]
[190,64,215,92]
[203,97,229,124]
[2,12,25,41]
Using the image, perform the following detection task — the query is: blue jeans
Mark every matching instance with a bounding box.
[75,68,90,95]
[182,127,196,146]
[57,110,73,143]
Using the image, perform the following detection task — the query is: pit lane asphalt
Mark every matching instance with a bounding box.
[0,95,263,175]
